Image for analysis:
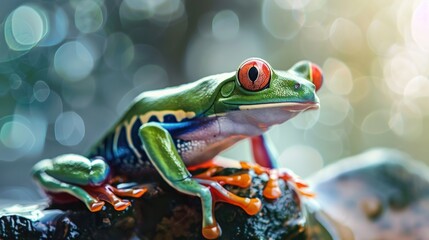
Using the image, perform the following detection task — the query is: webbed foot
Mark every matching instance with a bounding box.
[191,165,262,213]
[83,184,147,211]
[240,162,315,199]
[196,178,262,215]
[263,168,315,199]
[88,200,105,212]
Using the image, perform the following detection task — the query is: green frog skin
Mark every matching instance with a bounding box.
[32,58,323,239]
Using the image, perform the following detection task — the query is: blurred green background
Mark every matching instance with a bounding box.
[1,0,429,203]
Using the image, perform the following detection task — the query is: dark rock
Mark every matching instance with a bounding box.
[0,169,314,240]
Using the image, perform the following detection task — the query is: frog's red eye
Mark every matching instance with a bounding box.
[310,63,323,91]
[237,59,271,91]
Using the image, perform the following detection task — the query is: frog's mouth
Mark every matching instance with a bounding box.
[237,102,319,112]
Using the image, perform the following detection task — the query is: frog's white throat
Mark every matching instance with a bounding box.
[218,102,319,136]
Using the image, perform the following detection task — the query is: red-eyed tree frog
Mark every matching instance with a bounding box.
[32,58,323,239]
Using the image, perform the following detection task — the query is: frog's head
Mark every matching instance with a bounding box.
[214,58,323,133]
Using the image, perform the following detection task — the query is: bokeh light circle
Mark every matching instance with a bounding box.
[33,81,50,102]
[212,10,240,41]
[104,32,135,70]
[55,111,85,146]
[274,0,311,10]
[262,0,305,40]
[0,115,37,155]
[366,17,397,56]
[54,41,95,82]
[403,75,429,116]
[361,110,390,134]
[1,120,35,150]
[75,1,104,33]
[323,58,353,95]
[119,0,184,23]
[318,95,351,126]
[383,52,419,95]
[411,1,429,52]
[389,100,422,140]
[9,74,22,90]
[4,5,48,51]
[119,0,152,22]
[329,18,364,54]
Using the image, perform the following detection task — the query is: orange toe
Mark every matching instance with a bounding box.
[263,184,282,200]
[113,200,131,211]
[132,188,147,197]
[202,223,221,239]
[89,201,105,212]
[244,198,262,215]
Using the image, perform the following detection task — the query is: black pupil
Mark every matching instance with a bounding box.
[248,66,258,82]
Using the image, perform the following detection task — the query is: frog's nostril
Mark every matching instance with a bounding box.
[294,83,301,90]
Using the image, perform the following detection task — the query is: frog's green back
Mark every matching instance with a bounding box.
[119,72,234,123]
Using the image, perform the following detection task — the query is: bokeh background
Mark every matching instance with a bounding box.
[1,0,429,203]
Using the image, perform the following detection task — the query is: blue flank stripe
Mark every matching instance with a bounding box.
[157,120,203,136]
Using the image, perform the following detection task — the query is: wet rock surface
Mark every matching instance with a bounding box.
[310,149,429,240]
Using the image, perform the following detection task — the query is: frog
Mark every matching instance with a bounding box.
[32,58,323,239]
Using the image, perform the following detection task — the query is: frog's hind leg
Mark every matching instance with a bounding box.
[79,158,146,211]
[32,156,146,212]
[33,160,105,212]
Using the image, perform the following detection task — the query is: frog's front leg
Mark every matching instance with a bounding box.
[251,134,314,198]
[32,155,146,212]
[139,123,261,240]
